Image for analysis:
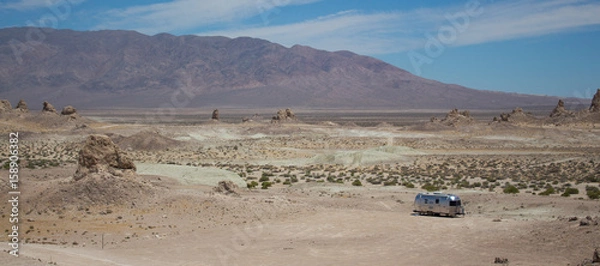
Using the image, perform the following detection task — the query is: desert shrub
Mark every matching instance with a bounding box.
[247,181,258,189]
[261,172,274,178]
[586,186,600,200]
[261,181,272,189]
[503,185,519,194]
[352,179,362,186]
[258,176,270,182]
[538,187,555,196]
[383,180,397,186]
[584,175,600,183]
[561,187,579,197]
[421,182,439,192]
[367,177,382,185]
[283,179,291,185]
[402,181,415,188]
[458,180,470,189]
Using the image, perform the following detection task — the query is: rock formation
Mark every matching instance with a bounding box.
[594,247,600,263]
[0,99,11,112]
[213,180,239,195]
[493,107,537,123]
[211,109,219,120]
[15,99,28,112]
[74,134,136,181]
[285,108,296,119]
[61,105,77,115]
[590,89,600,112]
[549,99,572,117]
[42,101,58,114]
[272,108,297,123]
[433,109,473,126]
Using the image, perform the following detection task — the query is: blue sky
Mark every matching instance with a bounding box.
[1,0,599,98]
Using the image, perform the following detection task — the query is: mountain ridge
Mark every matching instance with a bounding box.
[0,27,564,109]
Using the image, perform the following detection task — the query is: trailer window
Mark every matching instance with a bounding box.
[435,199,439,204]
[449,200,461,206]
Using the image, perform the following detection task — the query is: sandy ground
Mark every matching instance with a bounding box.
[1,109,600,265]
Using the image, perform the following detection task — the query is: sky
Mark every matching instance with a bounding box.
[1,0,599,98]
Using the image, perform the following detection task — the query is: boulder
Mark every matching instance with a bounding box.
[590,89,600,112]
[213,180,239,195]
[74,134,136,181]
[42,101,58,114]
[61,105,77,115]
[15,99,28,112]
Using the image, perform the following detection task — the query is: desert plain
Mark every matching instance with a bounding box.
[0,103,600,266]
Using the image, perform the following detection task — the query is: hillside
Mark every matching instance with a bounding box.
[0,27,561,109]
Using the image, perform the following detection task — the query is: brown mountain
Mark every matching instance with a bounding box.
[0,27,562,109]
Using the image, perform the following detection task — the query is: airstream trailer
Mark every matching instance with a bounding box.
[413,192,464,217]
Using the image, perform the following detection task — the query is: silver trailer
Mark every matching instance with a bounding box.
[413,192,464,217]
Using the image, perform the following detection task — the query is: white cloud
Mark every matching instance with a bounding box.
[199,10,432,54]
[0,0,84,11]
[95,0,321,35]
[455,0,600,46]
[198,0,600,55]
[90,0,600,56]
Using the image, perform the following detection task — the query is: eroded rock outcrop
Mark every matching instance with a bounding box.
[61,105,77,115]
[15,99,28,112]
[493,107,537,124]
[272,108,297,123]
[74,134,136,181]
[590,89,600,113]
[431,109,473,127]
[550,99,572,117]
[211,109,219,120]
[213,180,239,195]
[42,101,58,114]
[0,99,12,112]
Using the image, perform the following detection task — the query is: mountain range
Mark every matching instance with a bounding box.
[0,27,563,110]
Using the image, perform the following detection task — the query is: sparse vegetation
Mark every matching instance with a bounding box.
[261,181,272,189]
[539,187,556,196]
[503,184,520,194]
[586,186,600,200]
[561,187,579,197]
[247,181,258,189]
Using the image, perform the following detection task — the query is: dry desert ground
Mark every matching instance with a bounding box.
[1,107,599,266]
